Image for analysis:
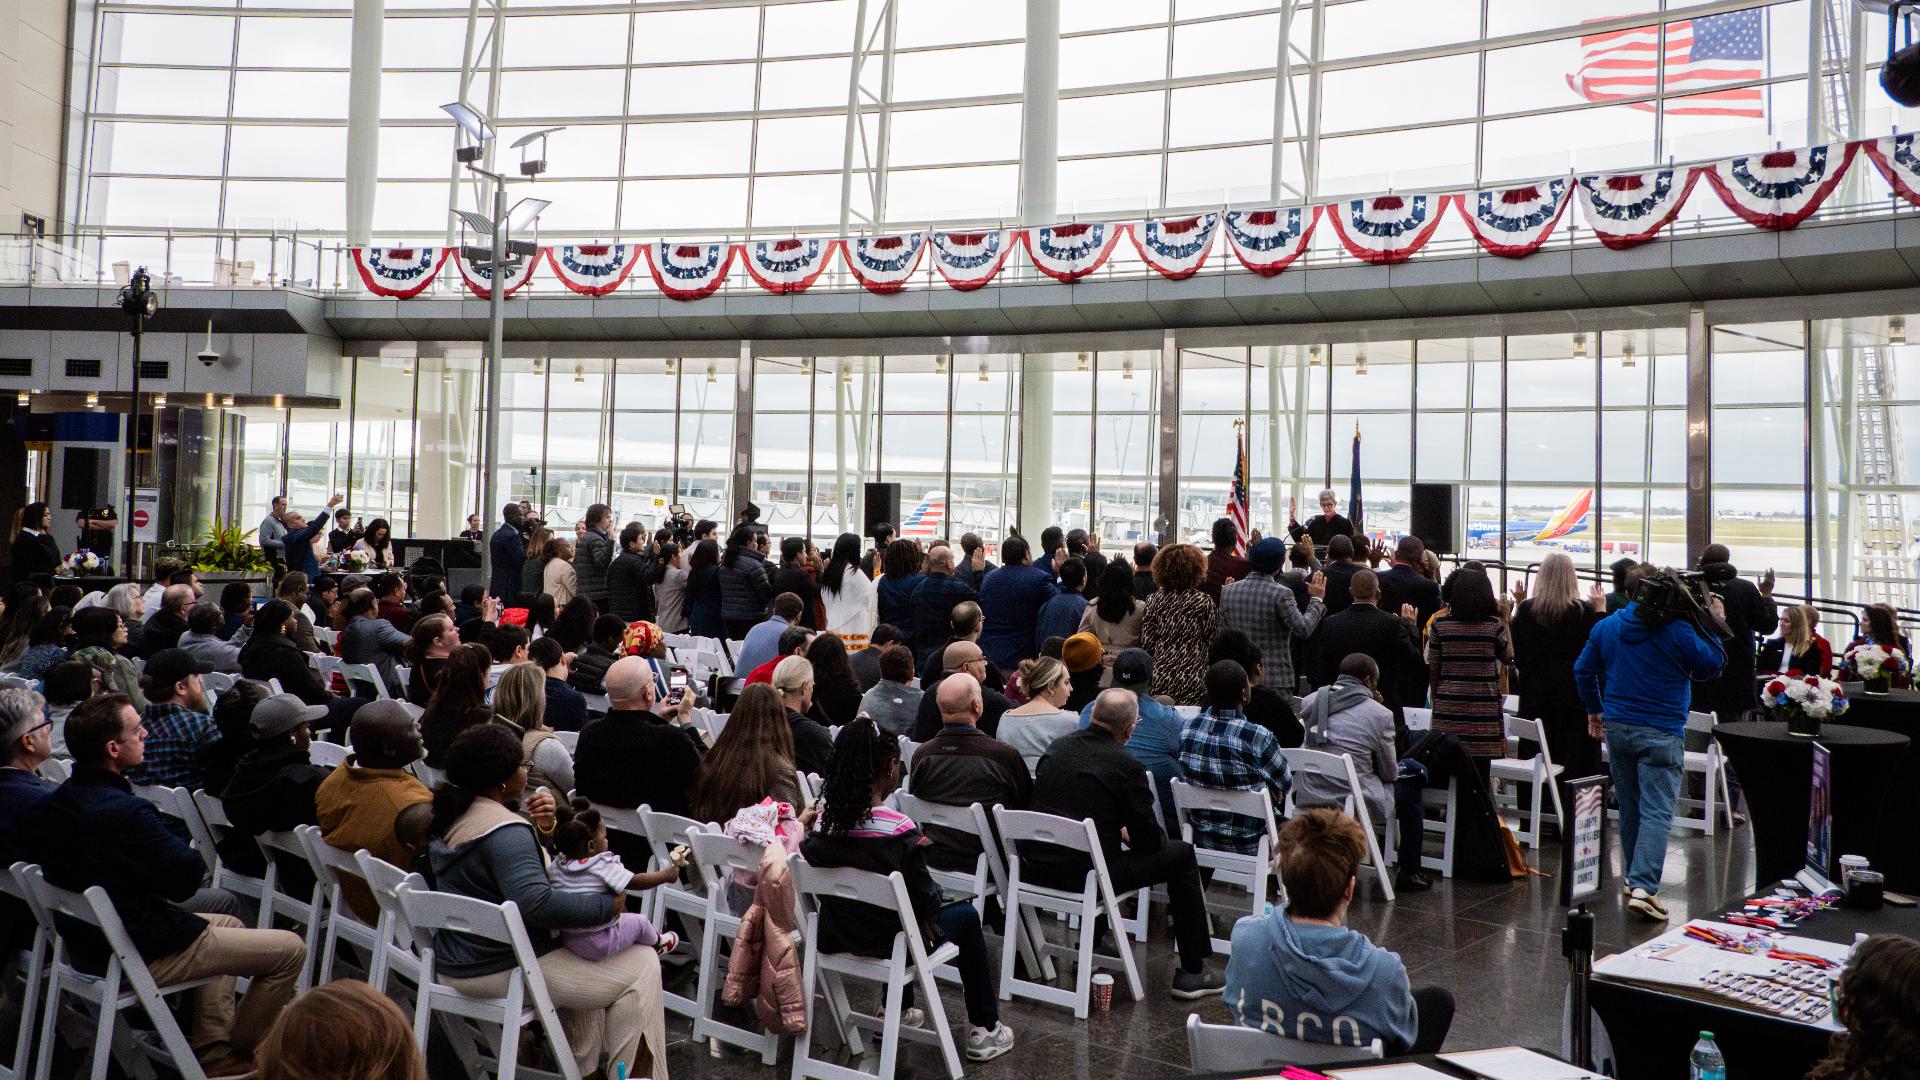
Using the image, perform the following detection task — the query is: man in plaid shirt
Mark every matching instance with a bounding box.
[1218,536,1325,702]
[1178,659,1290,855]
[125,648,219,791]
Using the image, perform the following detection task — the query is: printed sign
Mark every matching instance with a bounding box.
[1561,774,1609,906]
[132,488,159,542]
[1806,740,1833,884]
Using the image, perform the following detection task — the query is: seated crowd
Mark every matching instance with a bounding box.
[0,492,1911,1080]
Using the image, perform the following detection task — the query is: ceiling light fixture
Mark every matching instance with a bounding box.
[273,394,284,408]
[222,394,236,407]
[1573,332,1588,358]
[840,366,852,385]
[978,358,990,384]
[14,392,26,407]
[153,393,166,410]
[1308,345,1323,366]
[1122,358,1134,380]
[1621,339,1637,368]
[934,356,947,375]
[574,364,584,384]
[532,359,545,375]
[1077,352,1089,373]
[85,392,99,408]
[665,358,678,375]
[706,362,717,385]
[1893,316,1908,345]
[1355,344,1369,376]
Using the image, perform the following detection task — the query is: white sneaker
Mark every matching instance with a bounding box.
[1628,888,1670,921]
[965,1023,1015,1062]
[899,1007,926,1030]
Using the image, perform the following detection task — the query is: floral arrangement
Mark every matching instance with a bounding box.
[1763,674,1850,733]
[60,550,104,574]
[1842,642,1909,684]
[189,519,272,573]
[335,549,370,573]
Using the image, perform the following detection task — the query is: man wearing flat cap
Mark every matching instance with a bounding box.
[1218,536,1326,705]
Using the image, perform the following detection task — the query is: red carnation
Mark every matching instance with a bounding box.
[1766,680,1787,696]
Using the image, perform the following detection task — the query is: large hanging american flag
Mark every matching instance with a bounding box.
[1228,422,1250,557]
[1568,10,1766,118]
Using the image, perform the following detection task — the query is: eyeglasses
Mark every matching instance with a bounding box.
[519,760,533,770]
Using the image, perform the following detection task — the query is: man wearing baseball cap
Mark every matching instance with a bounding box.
[127,648,218,791]
[1078,648,1185,833]
[911,640,1012,742]
[220,694,332,843]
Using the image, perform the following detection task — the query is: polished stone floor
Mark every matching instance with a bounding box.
[663,821,1758,1079]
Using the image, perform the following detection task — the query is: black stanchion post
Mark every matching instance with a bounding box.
[1562,902,1596,1069]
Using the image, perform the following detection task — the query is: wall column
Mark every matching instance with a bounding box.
[1156,329,1181,545]
[1013,0,1058,532]
[1685,304,1711,566]
[1017,355,1053,533]
[344,0,383,246]
[732,341,755,522]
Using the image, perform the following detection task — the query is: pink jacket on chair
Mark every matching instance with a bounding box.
[721,841,806,1034]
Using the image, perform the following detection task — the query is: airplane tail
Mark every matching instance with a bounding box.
[898,491,947,538]
[1530,488,1594,542]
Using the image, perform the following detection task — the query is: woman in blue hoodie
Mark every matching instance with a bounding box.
[1223,808,1454,1056]
[425,724,671,1079]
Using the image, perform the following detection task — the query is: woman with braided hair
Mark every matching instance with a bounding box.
[798,717,1015,1062]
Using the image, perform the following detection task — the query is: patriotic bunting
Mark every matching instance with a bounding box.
[1133,213,1219,280]
[1863,134,1920,208]
[1328,194,1453,264]
[451,249,538,299]
[644,241,736,301]
[741,237,839,294]
[1703,142,1858,230]
[1024,221,1125,283]
[930,229,1018,291]
[843,233,926,294]
[546,244,641,297]
[1461,180,1572,258]
[1575,166,1701,249]
[1223,206,1320,275]
[351,247,447,299]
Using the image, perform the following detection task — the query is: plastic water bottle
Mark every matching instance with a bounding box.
[1689,1031,1726,1080]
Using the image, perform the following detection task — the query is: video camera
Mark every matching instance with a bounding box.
[1632,567,1732,640]
[665,503,697,548]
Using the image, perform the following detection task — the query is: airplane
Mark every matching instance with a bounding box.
[898,491,949,539]
[1466,488,1594,547]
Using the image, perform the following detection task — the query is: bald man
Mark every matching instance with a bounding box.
[315,699,432,922]
[573,655,706,831]
[912,640,1012,741]
[908,671,1031,871]
[141,583,196,657]
[1310,569,1426,728]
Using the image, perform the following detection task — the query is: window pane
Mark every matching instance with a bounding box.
[97,68,233,117]
[238,16,351,67]
[759,57,857,109]
[1171,14,1278,77]
[94,122,228,176]
[1062,28,1166,89]
[890,45,1022,103]
[888,104,1021,167]
[1319,53,1478,134]
[503,14,631,66]
[233,72,350,118]
[628,65,757,115]
[1058,91,1164,156]
[103,13,235,66]
[229,126,347,178]
[625,121,753,176]
[1168,79,1273,147]
[1323,0,1479,60]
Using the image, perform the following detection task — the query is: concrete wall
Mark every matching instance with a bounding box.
[0,0,72,235]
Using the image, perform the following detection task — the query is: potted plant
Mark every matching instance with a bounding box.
[1842,642,1908,695]
[1763,674,1850,738]
[188,518,273,598]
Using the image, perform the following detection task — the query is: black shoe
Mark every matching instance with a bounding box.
[1394,868,1433,893]
[1171,967,1225,1000]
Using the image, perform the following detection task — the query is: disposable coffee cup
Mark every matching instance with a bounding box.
[1090,972,1114,1012]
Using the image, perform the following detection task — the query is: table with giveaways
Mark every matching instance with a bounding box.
[1588,880,1920,1079]
[1191,1046,1598,1080]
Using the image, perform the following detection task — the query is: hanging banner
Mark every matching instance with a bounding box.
[741,237,839,294]
[930,229,1018,291]
[545,244,641,297]
[1863,135,1920,208]
[1327,193,1452,264]
[1024,221,1125,283]
[643,241,736,301]
[844,232,926,294]
[451,249,538,299]
[351,246,447,299]
[1575,166,1702,249]
[1704,142,1858,230]
[1222,205,1320,275]
[1132,213,1218,280]
[1461,179,1572,258]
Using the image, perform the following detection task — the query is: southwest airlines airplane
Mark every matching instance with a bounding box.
[1466,488,1594,548]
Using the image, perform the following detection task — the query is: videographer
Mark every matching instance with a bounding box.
[1694,544,1777,721]
[1573,569,1727,922]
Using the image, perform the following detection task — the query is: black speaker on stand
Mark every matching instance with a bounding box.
[1409,482,1459,554]
[863,482,901,540]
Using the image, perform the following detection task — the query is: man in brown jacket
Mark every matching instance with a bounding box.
[314,700,432,922]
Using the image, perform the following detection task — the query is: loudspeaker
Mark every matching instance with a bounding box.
[1409,482,1459,555]
[863,482,901,540]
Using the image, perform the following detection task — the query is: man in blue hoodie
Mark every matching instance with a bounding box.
[1225,808,1453,1054]
[1573,582,1726,921]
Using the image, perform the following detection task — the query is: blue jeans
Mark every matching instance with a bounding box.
[902,902,997,1029]
[1607,723,1685,893]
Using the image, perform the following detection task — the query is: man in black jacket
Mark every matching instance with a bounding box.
[912,641,1012,741]
[908,673,1030,870]
[221,694,332,895]
[770,537,820,630]
[1132,542,1158,600]
[605,523,655,622]
[1376,536,1444,635]
[1320,535,1364,615]
[27,695,306,1074]
[1027,689,1222,1000]
[850,623,901,692]
[1695,544,1777,720]
[955,532,996,590]
[572,503,616,607]
[910,545,978,669]
[142,583,195,658]
[1310,570,1426,729]
[573,655,706,818]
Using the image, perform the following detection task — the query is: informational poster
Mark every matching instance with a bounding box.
[132,489,159,543]
[1806,741,1833,884]
[1561,775,1609,906]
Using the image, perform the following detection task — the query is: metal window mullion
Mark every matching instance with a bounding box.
[1304,0,1325,202]
[1157,3,1175,210]
[213,10,241,242]
[612,10,638,232]
[1472,0,1487,187]
[407,363,420,529]
[345,357,358,512]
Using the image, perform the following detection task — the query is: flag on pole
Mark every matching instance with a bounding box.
[1349,422,1364,538]
[1228,421,1250,557]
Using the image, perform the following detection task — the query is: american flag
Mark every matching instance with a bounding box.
[1227,424,1249,557]
[1568,10,1766,118]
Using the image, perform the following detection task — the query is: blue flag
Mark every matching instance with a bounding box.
[1348,423,1364,537]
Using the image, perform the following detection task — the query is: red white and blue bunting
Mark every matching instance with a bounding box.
[1328,194,1453,264]
[1574,167,1701,250]
[1024,221,1125,283]
[1223,206,1319,275]
[1461,180,1571,258]
[741,237,838,294]
[1703,142,1858,231]
[644,241,736,301]
[1864,134,1920,208]
[352,247,447,298]
[1132,214,1218,280]
[546,244,641,297]
[451,249,537,299]
[844,232,926,294]
[931,229,1018,291]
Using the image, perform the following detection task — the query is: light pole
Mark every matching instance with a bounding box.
[441,103,558,589]
[116,266,157,576]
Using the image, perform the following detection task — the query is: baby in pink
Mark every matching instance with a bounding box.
[549,803,682,960]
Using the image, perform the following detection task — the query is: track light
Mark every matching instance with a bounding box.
[153,394,166,410]
[532,359,544,375]
[222,394,235,407]
[1573,332,1588,358]
[840,367,852,385]
[1077,352,1089,373]
[935,356,946,375]
[800,358,813,374]
[706,362,716,385]
[14,392,26,407]
[1355,345,1368,376]
[978,358,990,383]
[1309,345,1323,366]
[574,364,584,384]
[1621,339,1636,369]
[273,394,284,408]
[665,358,678,375]
[1893,316,1908,345]
[85,392,99,408]
[1122,358,1134,381]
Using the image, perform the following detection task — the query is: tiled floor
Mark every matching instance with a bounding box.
[664,822,1758,1079]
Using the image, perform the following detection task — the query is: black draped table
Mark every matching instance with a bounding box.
[1818,686,1920,890]
[1714,721,1910,889]
[1590,885,1920,1079]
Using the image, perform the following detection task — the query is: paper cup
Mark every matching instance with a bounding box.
[1090,972,1114,1012]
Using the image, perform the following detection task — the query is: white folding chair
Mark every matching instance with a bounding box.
[294,825,378,984]
[341,661,393,700]
[185,790,272,918]
[308,740,350,768]
[1280,748,1396,901]
[1675,710,1735,835]
[1184,1014,1383,1070]
[894,794,1051,982]
[685,831,786,1063]
[788,856,964,1080]
[638,808,712,1021]
[201,672,234,695]
[255,829,326,991]
[1418,777,1460,878]
[353,851,426,994]
[16,864,222,1080]
[410,760,447,788]
[35,758,68,783]
[1,862,48,1080]
[1402,706,1433,731]
[991,807,1144,1019]
[311,653,344,685]
[1169,778,1281,955]
[1489,715,1565,850]
[581,692,611,716]
[396,881,582,1080]
[313,626,339,649]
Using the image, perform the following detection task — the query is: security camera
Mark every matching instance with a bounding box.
[197,348,221,368]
